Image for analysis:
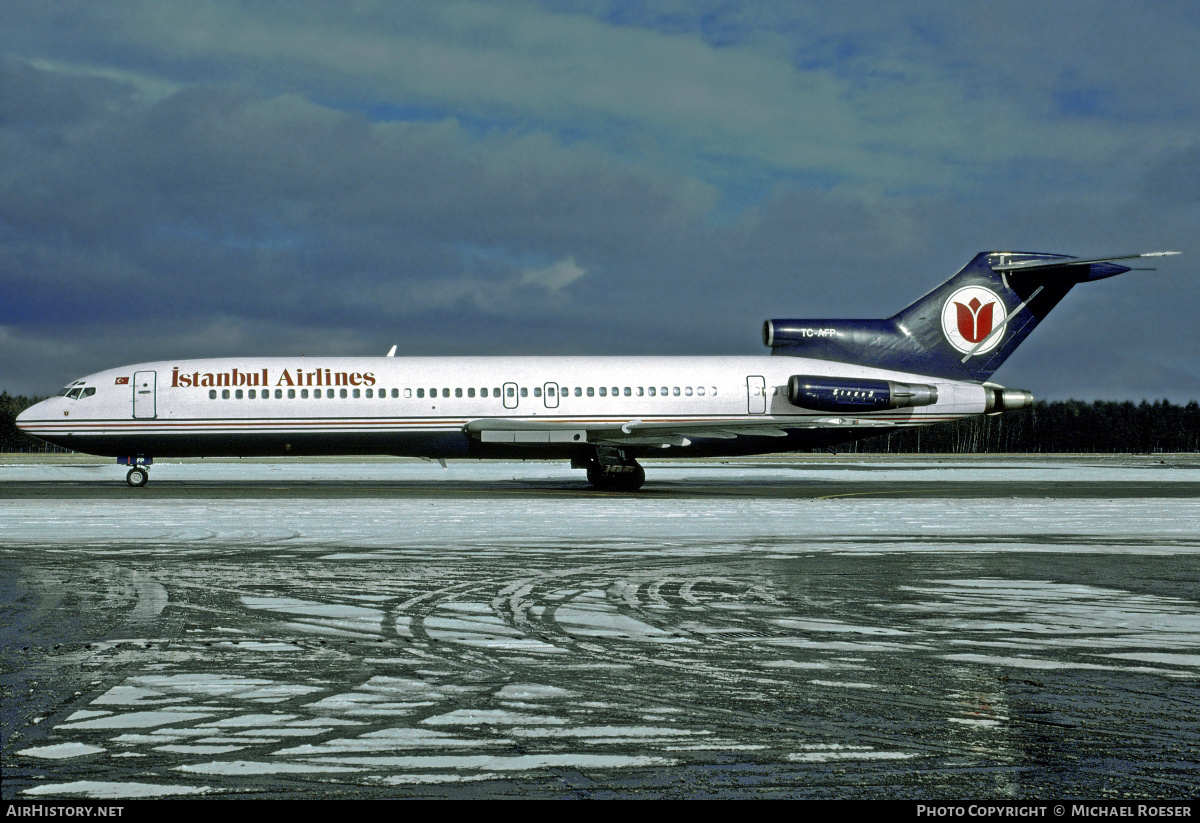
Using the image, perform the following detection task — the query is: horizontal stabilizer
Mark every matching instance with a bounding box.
[992,251,1179,273]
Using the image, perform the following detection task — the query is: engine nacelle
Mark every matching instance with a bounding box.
[787,375,938,413]
[983,384,1034,413]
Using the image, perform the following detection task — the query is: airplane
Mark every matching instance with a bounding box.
[16,250,1177,490]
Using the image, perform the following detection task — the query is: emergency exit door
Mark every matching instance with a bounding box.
[746,375,767,414]
[133,371,157,418]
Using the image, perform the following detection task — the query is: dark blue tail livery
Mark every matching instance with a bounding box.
[764,251,1174,381]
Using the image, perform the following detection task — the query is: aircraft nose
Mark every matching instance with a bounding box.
[15,399,47,429]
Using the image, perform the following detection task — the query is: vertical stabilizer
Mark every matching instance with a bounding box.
[763,252,1173,381]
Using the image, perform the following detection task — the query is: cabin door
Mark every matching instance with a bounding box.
[133,371,157,419]
[746,375,767,414]
[502,381,518,410]
[543,383,559,409]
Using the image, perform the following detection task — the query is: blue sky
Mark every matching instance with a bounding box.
[1,1,1195,399]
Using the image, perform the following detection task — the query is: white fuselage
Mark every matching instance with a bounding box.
[17,355,986,461]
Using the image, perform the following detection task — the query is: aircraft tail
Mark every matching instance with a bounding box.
[763,251,1177,381]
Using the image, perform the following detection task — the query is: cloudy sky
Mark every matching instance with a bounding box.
[1,1,1196,399]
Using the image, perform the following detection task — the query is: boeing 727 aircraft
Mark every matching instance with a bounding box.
[16,250,1177,490]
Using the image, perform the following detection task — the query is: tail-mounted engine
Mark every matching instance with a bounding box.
[983,383,1033,414]
[787,375,938,413]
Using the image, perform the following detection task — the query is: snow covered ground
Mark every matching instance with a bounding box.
[2,459,1198,798]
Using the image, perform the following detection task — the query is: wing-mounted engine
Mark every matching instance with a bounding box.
[786,375,938,413]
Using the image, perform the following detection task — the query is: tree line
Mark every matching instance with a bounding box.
[0,392,71,452]
[2,390,1198,454]
[844,398,1200,454]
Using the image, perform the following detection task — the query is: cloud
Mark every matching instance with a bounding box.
[520,256,585,291]
[0,3,1195,399]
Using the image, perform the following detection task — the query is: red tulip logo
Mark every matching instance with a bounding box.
[941,286,1007,355]
[955,296,995,344]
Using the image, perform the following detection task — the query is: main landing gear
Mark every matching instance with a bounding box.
[578,446,646,492]
[119,456,153,488]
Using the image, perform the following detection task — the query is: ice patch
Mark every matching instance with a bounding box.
[305,753,673,770]
[275,728,496,755]
[495,684,576,700]
[59,711,217,729]
[23,781,211,798]
[17,743,105,759]
[178,760,362,775]
[943,653,1116,670]
[555,590,682,642]
[1103,652,1200,667]
[808,680,877,689]
[372,772,503,784]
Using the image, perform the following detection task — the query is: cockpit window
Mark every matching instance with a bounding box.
[57,387,72,396]
[81,387,96,398]
[66,388,83,399]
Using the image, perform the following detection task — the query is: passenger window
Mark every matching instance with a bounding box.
[534,387,542,398]
[248,389,256,399]
[574,387,582,397]
[222,389,230,399]
[587,387,594,397]
[711,387,717,395]
[520,387,528,397]
[685,387,693,396]
[340,388,348,398]
[547,386,555,397]
[209,390,217,399]
[637,387,643,396]
[624,387,631,396]
[661,387,668,396]
[599,387,607,397]
[673,387,680,396]
[697,386,705,396]
[352,389,360,398]
[611,387,618,396]
[455,388,462,398]
[289,389,297,399]
[417,388,425,398]
[365,388,373,398]
[442,388,449,398]
[506,387,515,398]
[493,387,500,396]
[275,389,283,399]
[648,387,656,397]
[468,388,475,398]
[480,388,488,398]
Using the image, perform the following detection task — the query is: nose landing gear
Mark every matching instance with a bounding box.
[118,456,153,488]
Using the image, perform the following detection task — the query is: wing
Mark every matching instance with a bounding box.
[464,415,896,448]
